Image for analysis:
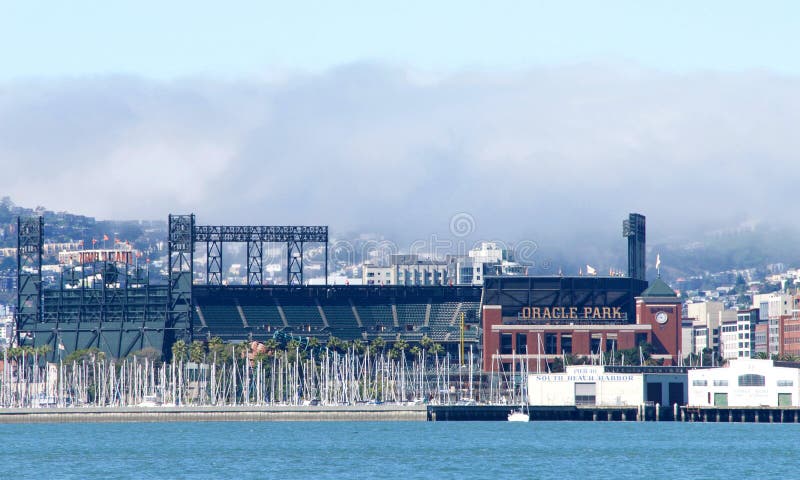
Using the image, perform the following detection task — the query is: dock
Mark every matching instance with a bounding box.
[2,404,799,423]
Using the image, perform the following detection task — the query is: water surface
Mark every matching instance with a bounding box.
[2,421,796,479]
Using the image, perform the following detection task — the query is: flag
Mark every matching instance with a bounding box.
[103,234,109,241]
[656,253,661,271]
[58,342,65,351]
[92,238,97,245]
[586,265,597,275]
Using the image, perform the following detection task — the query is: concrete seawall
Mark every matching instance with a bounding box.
[8,404,799,424]
[0,405,428,424]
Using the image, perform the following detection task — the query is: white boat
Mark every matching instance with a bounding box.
[508,408,529,422]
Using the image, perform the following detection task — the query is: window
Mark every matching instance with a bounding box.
[692,380,707,386]
[590,336,601,354]
[713,380,728,386]
[738,374,766,387]
[561,335,573,354]
[500,334,513,355]
[545,333,557,355]
[515,334,527,355]
[778,380,794,387]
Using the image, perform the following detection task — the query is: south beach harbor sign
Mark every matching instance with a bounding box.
[527,365,688,408]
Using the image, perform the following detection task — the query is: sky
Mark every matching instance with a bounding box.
[1,1,799,265]
[2,1,800,77]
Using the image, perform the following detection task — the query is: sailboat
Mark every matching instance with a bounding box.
[508,348,530,422]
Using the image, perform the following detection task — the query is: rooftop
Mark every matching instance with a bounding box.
[640,277,678,298]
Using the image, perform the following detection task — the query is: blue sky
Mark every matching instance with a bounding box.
[2,0,798,79]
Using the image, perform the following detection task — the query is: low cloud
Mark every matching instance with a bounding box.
[1,63,798,267]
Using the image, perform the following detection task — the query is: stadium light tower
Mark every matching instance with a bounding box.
[623,213,646,281]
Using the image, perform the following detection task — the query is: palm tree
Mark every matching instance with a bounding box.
[171,339,189,362]
[351,339,365,355]
[234,342,250,361]
[420,335,434,351]
[36,344,53,361]
[207,337,230,364]
[189,340,206,364]
[392,339,409,359]
[6,346,23,362]
[370,337,386,354]
[327,336,343,353]
[429,343,444,357]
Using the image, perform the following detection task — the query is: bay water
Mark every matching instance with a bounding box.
[2,421,797,479]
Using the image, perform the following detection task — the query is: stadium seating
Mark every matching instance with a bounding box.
[197,302,246,336]
[355,304,395,333]
[240,304,285,332]
[280,303,326,331]
[320,304,363,339]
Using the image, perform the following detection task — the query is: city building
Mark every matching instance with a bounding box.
[362,254,448,286]
[681,318,694,359]
[752,293,795,356]
[778,303,800,357]
[685,301,735,355]
[755,322,769,356]
[528,364,688,407]
[720,309,759,360]
[688,359,800,407]
[447,242,526,286]
[0,315,13,349]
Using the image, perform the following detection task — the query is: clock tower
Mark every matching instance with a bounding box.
[636,277,682,365]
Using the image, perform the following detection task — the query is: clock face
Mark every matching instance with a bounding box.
[655,311,669,324]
